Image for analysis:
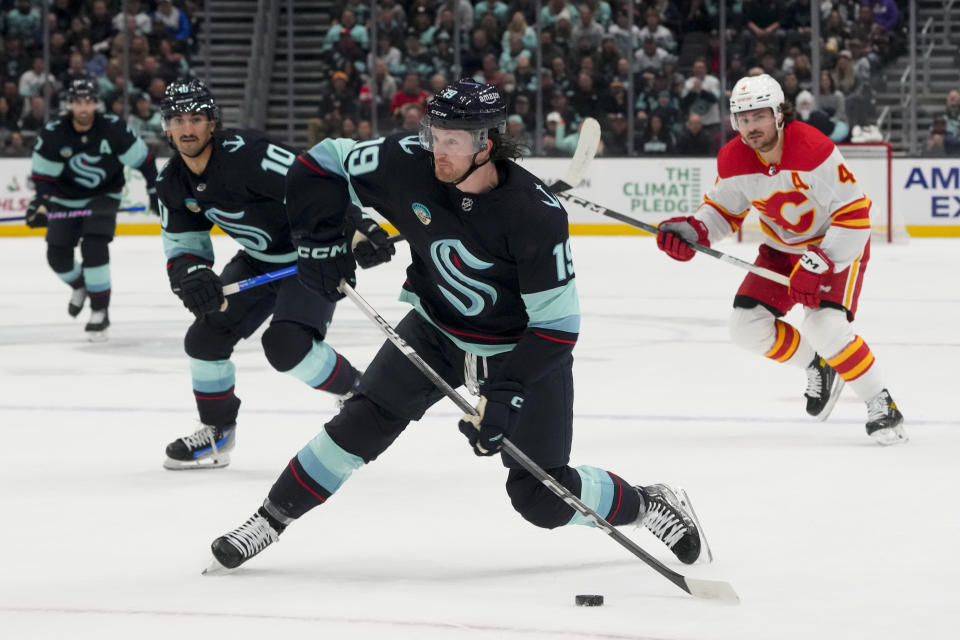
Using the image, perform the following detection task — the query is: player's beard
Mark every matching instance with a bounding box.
[177,133,213,158]
[745,128,779,153]
[433,158,468,183]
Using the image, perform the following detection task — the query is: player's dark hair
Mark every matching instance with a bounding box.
[780,100,796,124]
[489,128,526,161]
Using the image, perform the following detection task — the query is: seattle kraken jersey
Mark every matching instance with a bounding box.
[158,129,300,265]
[288,133,580,387]
[31,112,152,204]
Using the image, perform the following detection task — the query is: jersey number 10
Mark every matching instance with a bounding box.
[261,144,297,175]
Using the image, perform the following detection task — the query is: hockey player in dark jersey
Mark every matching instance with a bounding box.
[157,80,392,470]
[206,80,712,572]
[27,75,159,340]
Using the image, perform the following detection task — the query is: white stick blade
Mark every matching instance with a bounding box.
[685,577,741,604]
[559,117,601,189]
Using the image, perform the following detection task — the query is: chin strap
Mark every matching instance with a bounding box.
[434,149,492,185]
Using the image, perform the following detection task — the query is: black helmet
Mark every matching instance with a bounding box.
[423,79,507,132]
[160,79,219,125]
[66,76,99,103]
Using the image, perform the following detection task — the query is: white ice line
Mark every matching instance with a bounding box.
[0,605,674,640]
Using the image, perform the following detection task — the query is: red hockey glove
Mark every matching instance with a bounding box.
[656,216,710,261]
[789,245,835,308]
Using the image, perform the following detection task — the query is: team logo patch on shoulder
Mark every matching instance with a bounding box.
[59,146,73,158]
[185,198,201,213]
[412,202,432,225]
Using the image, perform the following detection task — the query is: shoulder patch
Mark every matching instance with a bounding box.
[222,134,245,153]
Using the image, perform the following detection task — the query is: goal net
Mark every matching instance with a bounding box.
[739,142,906,243]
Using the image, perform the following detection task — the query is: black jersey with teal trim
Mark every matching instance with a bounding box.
[287,133,580,387]
[158,129,302,265]
[31,112,152,202]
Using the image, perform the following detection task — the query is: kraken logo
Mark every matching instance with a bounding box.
[430,239,497,316]
[68,153,107,188]
[204,208,272,251]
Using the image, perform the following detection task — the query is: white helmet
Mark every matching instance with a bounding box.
[729,74,785,130]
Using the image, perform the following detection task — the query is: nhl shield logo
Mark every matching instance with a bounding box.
[461,197,473,212]
[411,202,432,225]
[185,198,201,213]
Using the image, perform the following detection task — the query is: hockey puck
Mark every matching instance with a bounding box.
[575,594,604,607]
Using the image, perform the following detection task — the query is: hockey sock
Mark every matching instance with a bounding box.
[826,336,884,401]
[763,319,815,366]
[567,467,641,527]
[81,237,111,310]
[267,427,365,519]
[262,323,359,395]
[282,340,358,394]
[190,358,241,426]
[729,307,815,367]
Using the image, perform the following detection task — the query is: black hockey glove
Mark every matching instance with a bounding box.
[25,195,49,228]
[457,381,526,456]
[172,263,224,316]
[352,218,396,269]
[296,235,356,301]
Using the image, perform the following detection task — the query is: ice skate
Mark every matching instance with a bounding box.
[805,355,844,421]
[68,286,87,317]
[164,423,236,469]
[636,484,712,564]
[204,508,284,573]
[865,389,907,446]
[84,309,109,342]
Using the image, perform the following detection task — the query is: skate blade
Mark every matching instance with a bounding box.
[86,330,108,343]
[815,378,846,422]
[163,453,231,470]
[201,556,233,576]
[674,486,714,564]
[870,424,909,446]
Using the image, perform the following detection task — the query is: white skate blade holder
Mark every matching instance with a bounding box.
[163,453,231,470]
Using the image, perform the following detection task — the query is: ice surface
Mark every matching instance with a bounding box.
[1,234,957,639]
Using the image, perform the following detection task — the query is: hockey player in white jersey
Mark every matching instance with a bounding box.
[655,74,906,445]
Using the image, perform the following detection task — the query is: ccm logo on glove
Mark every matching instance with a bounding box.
[298,243,348,259]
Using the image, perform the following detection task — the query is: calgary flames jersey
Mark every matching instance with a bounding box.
[694,120,871,268]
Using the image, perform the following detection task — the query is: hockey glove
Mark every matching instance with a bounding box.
[173,264,224,316]
[352,218,396,269]
[656,216,710,262]
[457,381,525,456]
[296,235,356,301]
[789,245,834,308]
[25,195,49,228]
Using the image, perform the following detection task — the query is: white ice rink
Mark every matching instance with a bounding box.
[1,233,958,640]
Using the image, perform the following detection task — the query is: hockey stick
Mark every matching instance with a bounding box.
[549,117,601,194]
[0,205,147,223]
[555,191,790,286]
[340,280,739,603]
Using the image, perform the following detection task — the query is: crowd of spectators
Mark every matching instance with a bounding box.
[0,0,199,157]
[305,0,942,157]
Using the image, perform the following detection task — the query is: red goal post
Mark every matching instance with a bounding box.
[738,142,904,243]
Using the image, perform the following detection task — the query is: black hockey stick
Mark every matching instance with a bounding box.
[340,281,739,603]
[554,191,790,286]
[0,205,147,223]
